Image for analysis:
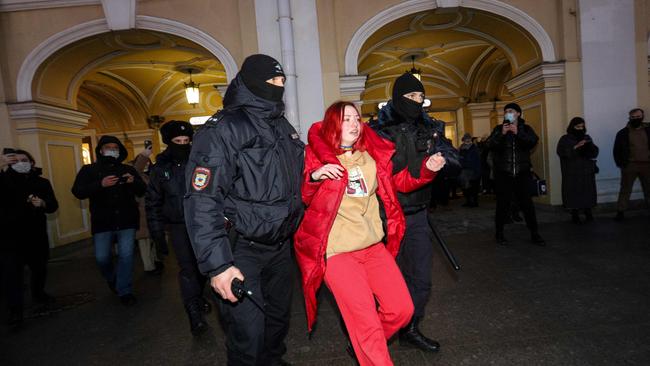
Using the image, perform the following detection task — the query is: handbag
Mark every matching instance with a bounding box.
[529,171,547,196]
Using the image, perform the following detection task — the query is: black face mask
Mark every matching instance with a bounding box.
[244,78,285,102]
[630,118,643,128]
[395,96,424,121]
[570,129,586,139]
[169,143,191,161]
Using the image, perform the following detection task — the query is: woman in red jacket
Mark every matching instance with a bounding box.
[294,101,446,365]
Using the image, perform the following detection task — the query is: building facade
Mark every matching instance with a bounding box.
[1,0,648,246]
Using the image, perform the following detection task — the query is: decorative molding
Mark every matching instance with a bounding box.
[17,16,239,102]
[135,16,238,82]
[339,75,368,98]
[100,0,135,30]
[505,63,565,97]
[0,0,99,12]
[344,0,556,75]
[8,102,91,130]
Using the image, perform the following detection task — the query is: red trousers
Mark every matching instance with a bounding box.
[324,243,414,366]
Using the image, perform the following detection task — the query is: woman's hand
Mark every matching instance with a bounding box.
[426,153,446,172]
[310,164,344,181]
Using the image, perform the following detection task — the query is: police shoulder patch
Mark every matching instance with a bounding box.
[192,167,212,191]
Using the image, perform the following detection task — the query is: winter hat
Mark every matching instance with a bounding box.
[504,102,522,114]
[392,72,425,102]
[239,54,286,102]
[462,133,472,142]
[160,120,193,145]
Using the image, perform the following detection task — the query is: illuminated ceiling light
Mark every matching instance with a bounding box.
[184,70,200,106]
[409,55,422,81]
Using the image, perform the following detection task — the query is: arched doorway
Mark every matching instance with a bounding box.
[18,25,236,247]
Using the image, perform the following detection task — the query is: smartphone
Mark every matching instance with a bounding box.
[144,140,152,150]
[117,175,129,184]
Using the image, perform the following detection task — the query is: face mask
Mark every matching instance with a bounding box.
[11,161,31,174]
[505,113,516,123]
[570,129,586,138]
[630,118,643,128]
[396,96,424,120]
[169,143,191,161]
[244,77,285,102]
[102,149,120,159]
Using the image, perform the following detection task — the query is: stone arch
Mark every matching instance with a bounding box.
[16,16,238,102]
[344,0,557,76]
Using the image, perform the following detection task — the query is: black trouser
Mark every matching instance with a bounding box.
[1,245,48,312]
[494,172,539,235]
[462,179,480,205]
[218,239,293,366]
[397,209,433,319]
[169,224,206,306]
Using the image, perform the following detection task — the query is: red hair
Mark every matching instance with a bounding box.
[319,101,368,155]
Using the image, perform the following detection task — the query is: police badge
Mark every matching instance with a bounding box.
[191,167,211,191]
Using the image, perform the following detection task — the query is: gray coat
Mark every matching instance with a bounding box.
[556,134,599,209]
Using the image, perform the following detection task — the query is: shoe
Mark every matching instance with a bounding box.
[496,233,509,246]
[33,292,55,305]
[512,213,523,222]
[120,294,137,306]
[107,280,117,294]
[585,210,594,222]
[200,297,212,314]
[7,307,24,331]
[614,211,624,221]
[399,317,440,353]
[531,233,546,246]
[186,298,209,336]
[571,212,582,224]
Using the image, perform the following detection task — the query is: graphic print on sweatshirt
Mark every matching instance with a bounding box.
[346,166,368,197]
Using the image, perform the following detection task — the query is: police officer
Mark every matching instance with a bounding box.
[145,120,212,336]
[184,54,304,366]
[370,72,453,352]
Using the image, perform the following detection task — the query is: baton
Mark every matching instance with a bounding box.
[426,212,461,271]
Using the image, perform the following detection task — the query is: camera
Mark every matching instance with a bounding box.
[117,175,129,184]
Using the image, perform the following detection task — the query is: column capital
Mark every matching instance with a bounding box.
[505,63,565,98]
[8,101,91,137]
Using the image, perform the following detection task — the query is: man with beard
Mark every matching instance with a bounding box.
[72,135,146,306]
[146,120,212,336]
[370,72,451,353]
[184,54,304,365]
[613,108,650,220]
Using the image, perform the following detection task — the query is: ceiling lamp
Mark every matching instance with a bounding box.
[184,69,200,106]
[409,55,422,81]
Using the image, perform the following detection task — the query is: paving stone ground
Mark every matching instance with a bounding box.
[1,196,649,365]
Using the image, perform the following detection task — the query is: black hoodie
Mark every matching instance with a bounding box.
[71,135,146,234]
[184,74,305,278]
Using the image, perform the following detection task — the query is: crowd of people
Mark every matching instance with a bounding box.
[1,53,649,365]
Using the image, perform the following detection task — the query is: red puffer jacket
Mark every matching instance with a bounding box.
[294,121,437,332]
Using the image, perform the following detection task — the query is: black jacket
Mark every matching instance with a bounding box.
[371,100,457,212]
[613,124,650,168]
[486,119,539,177]
[184,74,305,278]
[557,133,599,209]
[0,167,58,252]
[145,148,187,237]
[71,136,146,234]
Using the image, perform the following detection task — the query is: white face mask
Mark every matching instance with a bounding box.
[505,113,516,123]
[12,161,32,174]
[102,149,120,159]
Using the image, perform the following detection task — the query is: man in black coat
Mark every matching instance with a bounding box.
[184,54,304,365]
[0,149,58,328]
[370,72,451,353]
[613,108,650,220]
[71,135,146,306]
[486,102,544,246]
[146,120,211,336]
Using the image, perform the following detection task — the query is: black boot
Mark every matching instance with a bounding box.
[7,306,24,332]
[571,209,582,224]
[531,232,546,246]
[186,298,209,336]
[399,317,440,352]
[584,209,594,222]
[496,232,508,246]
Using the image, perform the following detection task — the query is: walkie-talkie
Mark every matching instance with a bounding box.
[231,278,252,300]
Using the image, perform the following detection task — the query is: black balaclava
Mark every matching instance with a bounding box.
[567,117,586,139]
[240,54,286,102]
[169,143,191,162]
[629,116,644,128]
[392,72,425,121]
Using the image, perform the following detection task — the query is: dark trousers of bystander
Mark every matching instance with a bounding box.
[494,172,539,236]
